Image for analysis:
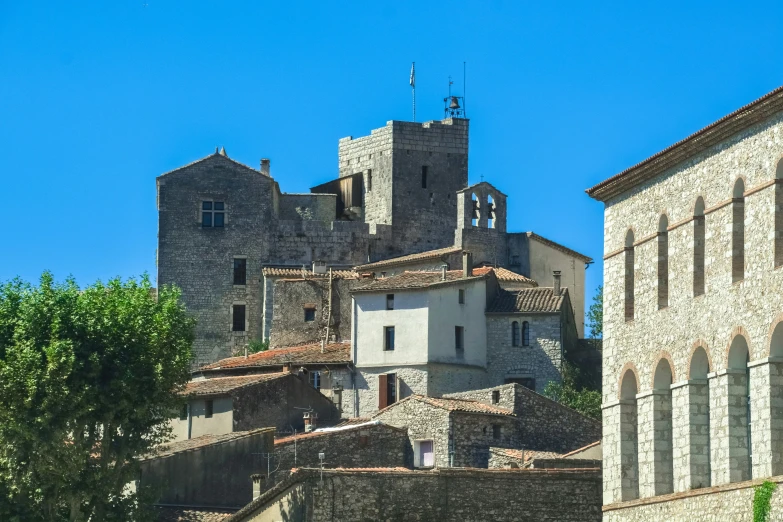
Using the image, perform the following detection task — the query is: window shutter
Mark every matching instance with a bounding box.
[378,374,389,409]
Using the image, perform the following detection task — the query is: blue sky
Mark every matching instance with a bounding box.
[2,1,783,308]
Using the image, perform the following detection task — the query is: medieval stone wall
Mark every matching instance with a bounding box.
[600,110,783,507]
[276,193,336,222]
[485,314,563,393]
[233,468,602,522]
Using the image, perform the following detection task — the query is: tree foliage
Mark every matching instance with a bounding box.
[753,480,777,522]
[543,362,601,421]
[586,285,603,339]
[0,273,195,521]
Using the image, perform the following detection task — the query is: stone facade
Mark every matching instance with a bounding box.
[589,85,783,516]
[228,467,602,522]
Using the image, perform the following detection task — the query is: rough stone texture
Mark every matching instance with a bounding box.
[597,102,783,512]
[671,380,710,492]
[603,474,783,522]
[271,423,407,485]
[445,383,602,453]
[229,468,602,522]
[276,193,336,222]
[372,396,519,468]
[265,276,357,348]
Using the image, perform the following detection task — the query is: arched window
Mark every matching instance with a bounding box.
[488,194,496,229]
[625,230,635,321]
[522,321,530,346]
[726,334,751,483]
[688,346,711,489]
[648,359,674,496]
[471,193,480,227]
[693,197,706,297]
[766,323,783,476]
[511,321,520,347]
[732,179,745,283]
[658,215,669,309]
[775,160,783,267]
[620,369,639,501]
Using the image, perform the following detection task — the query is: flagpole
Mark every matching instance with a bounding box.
[410,62,416,122]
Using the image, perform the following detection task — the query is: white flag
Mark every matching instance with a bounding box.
[409,63,415,88]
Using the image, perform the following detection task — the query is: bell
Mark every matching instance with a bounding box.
[449,96,461,110]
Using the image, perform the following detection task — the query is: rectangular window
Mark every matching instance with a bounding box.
[233,258,247,285]
[491,390,500,404]
[205,400,213,418]
[492,424,501,439]
[232,304,246,332]
[202,201,225,228]
[304,307,316,322]
[384,326,395,351]
[455,326,464,355]
[414,440,434,468]
[378,373,397,409]
[458,289,465,304]
[506,377,536,391]
[309,371,321,390]
[386,294,394,310]
[179,404,188,420]
[387,373,397,404]
[421,166,428,188]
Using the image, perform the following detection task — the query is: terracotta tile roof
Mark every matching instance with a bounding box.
[488,266,538,286]
[490,447,562,464]
[352,267,494,293]
[155,506,236,522]
[274,421,405,445]
[144,428,273,460]
[587,83,783,202]
[375,395,514,417]
[182,373,287,396]
[486,288,567,314]
[354,246,463,271]
[525,232,592,262]
[262,267,358,279]
[199,343,351,372]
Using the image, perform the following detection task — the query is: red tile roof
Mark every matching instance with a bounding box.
[489,266,538,286]
[144,428,273,460]
[182,373,287,397]
[199,343,351,372]
[155,506,236,522]
[352,267,494,293]
[486,287,568,314]
[587,84,783,202]
[262,267,358,279]
[374,395,515,417]
[354,246,463,271]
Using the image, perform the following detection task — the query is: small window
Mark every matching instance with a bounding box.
[367,169,373,192]
[205,400,213,418]
[458,289,465,304]
[421,166,428,188]
[492,424,501,439]
[414,440,434,468]
[384,326,395,351]
[233,258,247,285]
[309,371,321,390]
[511,321,520,347]
[522,321,530,346]
[304,307,316,322]
[380,272,387,278]
[387,373,397,404]
[179,404,188,421]
[491,390,500,404]
[506,377,536,391]
[386,294,394,310]
[202,200,225,228]
[232,304,246,332]
[455,326,464,355]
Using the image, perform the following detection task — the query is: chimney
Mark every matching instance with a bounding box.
[462,251,473,278]
[282,362,291,373]
[553,270,562,295]
[251,474,264,500]
[260,158,270,176]
[441,264,448,281]
[303,411,317,433]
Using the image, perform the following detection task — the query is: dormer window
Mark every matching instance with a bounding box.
[202,201,225,227]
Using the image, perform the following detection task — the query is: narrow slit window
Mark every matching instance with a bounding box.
[732,179,745,283]
[458,289,465,304]
[521,321,530,346]
[512,321,520,347]
[205,400,213,418]
[384,326,395,351]
[657,215,669,309]
[233,258,247,285]
[625,230,635,321]
[386,294,394,310]
[455,326,464,355]
[179,404,188,421]
[232,304,246,332]
[421,166,428,188]
[694,197,705,297]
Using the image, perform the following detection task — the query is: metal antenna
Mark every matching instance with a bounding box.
[463,62,467,118]
[410,62,416,122]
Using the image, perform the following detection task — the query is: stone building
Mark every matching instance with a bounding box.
[172,372,338,441]
[157,118,591,366]
[588,83,783,520]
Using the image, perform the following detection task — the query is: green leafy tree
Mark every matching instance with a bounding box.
[543,362,602,421]
[0,273,195,521]
[586,285,603,339]
[753,480,777,522]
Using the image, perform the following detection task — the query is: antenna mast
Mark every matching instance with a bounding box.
[463,61,466,118]
[410,62,416,122]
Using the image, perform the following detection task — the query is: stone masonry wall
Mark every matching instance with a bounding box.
[276,193,336,222]
[234,468,602,522]
[272,423,407,485]
[353,365,429,418]
[372,397,450,467]
[600,109,783,506]
[486,314,563,393]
